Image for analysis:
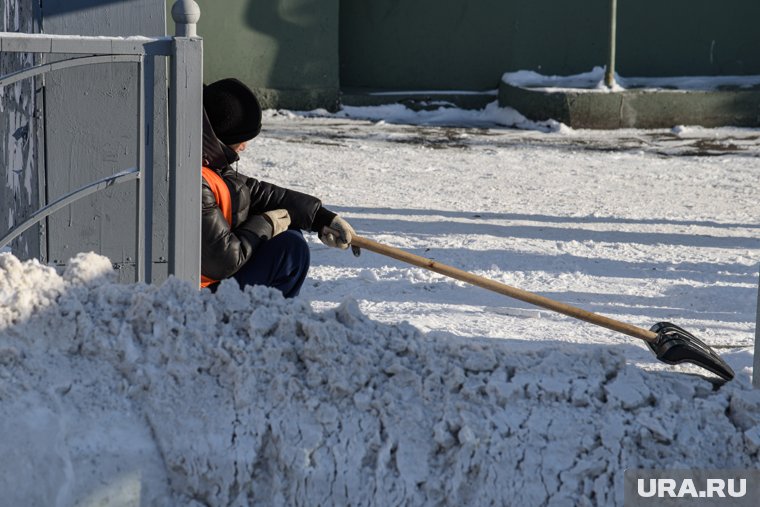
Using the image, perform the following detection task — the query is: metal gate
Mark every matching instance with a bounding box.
[0,0,203,285]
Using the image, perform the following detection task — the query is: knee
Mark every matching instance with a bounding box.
[278,230,310,264]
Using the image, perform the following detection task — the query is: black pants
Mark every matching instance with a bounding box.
[232,229,310,298]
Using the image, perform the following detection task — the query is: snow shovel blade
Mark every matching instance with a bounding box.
[648,322,734,382]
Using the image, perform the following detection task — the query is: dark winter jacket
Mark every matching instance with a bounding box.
[201,110,335,283]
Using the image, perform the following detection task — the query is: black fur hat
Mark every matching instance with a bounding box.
[203,78,262,145]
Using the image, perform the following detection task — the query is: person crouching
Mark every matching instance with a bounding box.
[200,78,357,297]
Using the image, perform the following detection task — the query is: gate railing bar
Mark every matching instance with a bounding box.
[0,55,141,88]
[136,56,151,283]
[0,33,172,56]
[0,169,139,250]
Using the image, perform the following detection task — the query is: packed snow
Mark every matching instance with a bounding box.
[299,101,569,133]
[2,108,760,506]
[503,66,760,92]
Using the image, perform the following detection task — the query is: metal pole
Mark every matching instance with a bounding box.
[605,0,618,88]
[136,56,152,284]
[142,55,157,284]
[168,1,203,285]
[136,57,145,283]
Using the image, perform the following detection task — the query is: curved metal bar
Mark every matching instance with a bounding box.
[0,169,139,250]
[0,55,141,89]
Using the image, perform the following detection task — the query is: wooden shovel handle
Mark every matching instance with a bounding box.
[350,234,658,343]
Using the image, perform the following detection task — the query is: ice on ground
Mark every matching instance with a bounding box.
[1,253,757,506]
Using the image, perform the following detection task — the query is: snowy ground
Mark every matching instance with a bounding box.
[250,110,760,373]
[2,107,760,506]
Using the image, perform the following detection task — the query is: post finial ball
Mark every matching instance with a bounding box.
[171,0,201,25]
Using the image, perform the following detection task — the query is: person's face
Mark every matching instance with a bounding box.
[230,141,247,153]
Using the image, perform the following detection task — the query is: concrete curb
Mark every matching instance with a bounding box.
[499,82,760,129]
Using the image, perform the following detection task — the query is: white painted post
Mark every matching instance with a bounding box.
[168,0,203,285]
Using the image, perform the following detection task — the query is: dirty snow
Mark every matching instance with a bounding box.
[2,110,760,506]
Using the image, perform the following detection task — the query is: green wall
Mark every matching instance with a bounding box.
[340,0,611,91]
[618,0,759,77]
[191,0,340,110]
[184,0,760,108]
[340,0,760,91]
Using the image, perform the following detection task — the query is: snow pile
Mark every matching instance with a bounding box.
[1,252,759,506]
[503,67,617,91]
[291,101,570,133]
[503,66,760,92]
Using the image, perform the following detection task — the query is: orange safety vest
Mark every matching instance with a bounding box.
[200,167,232,288]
